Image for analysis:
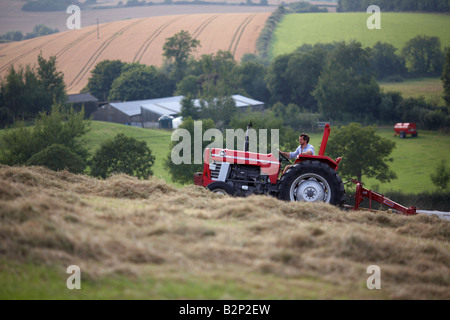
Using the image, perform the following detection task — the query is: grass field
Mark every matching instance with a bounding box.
[1,120,449,194]
[307,128,450,194]
[379,77,444,101]
[85,122,450,194]
[85,121,175,185]
[270,12,450,59]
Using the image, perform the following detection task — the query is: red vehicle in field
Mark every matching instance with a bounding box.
[394,123,418,138]
[194,123,416,215]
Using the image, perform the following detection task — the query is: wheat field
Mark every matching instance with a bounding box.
[0,12,270,94]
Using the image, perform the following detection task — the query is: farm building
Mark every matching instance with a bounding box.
[93,95,264,128]
[66,93,99,118]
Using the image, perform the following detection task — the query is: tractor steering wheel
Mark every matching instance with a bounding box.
[278,150,290,163]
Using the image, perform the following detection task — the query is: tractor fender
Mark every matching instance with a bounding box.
[293,155,342,171]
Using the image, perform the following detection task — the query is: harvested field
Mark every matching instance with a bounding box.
[0,2,275,35]
[0,12,270,93]
[0,165,449,299]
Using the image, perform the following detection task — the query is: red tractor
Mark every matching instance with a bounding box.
[194,123,417,216]
[194,123,346,205]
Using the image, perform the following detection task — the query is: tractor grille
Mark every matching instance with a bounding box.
[210,163,222,180]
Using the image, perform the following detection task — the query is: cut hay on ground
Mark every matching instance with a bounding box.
[0,165,449,299]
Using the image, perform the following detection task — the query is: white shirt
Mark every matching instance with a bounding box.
[290,143,315,159]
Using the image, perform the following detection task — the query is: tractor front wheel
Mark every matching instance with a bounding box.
[207,182,234,196]
[278,160,345,205]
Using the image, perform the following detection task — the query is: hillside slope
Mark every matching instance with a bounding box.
[0,165,449,299]
[0,12,270,94]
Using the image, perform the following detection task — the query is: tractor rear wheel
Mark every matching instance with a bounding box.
[207,182,234,196]
[278,160,345,205]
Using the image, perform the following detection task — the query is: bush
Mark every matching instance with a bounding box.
[431,159,449,190]
[384,191,450,212]
[27,144,85,173]
[256,6,288,60]
[0,104,90,171]
[90,133,155,179]
[351,190,450,212]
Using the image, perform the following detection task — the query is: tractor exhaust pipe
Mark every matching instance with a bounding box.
[244,121,253,152]
[318,124,331,156]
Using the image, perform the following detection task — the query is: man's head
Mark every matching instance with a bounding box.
[299,133,310,145]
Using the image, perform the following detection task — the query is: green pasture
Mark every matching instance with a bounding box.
[379,77,444,101]
[353,128,450,194]
[85,121,175,185]
[0,259,380,300]
[308,128,450,194]
[71,121,450,194]
[1,121,449,194]
[270,12,450,59]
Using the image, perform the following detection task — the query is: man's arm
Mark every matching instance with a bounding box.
[302,144,315,156]
[278,150,290,159]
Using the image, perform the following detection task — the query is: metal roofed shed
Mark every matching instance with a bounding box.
[232,95,264,111]
[92,94,265,128]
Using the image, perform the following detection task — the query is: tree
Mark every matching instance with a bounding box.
[25,24,59,39]
[326,123,397,183]
[84,60,126,101]
[401,35,443,74]
[265,54,291,105]
[337,0,450,12]
[233,60,270,103]
[1,66,27,121]
[0,55,64,121]
[197,50,239,97]
[430,159,449,190]
[312,41,381,121]
[229,109,298,153]
[0,103,90,172]
[37,53,66,111]
[442,47,450,107]
[271,102,320,131]
[175,74,201,96]
[265,46,328,110]
[163,30,200,82]
[285,48,327,111]
[0,107,13,128]
[108,64,172,101]
[90,133,155,179]
[4,31,23,42]
[198,95,236,128]
[370,42,406,80]
[180,95,199,120]
[165,117,216,185]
